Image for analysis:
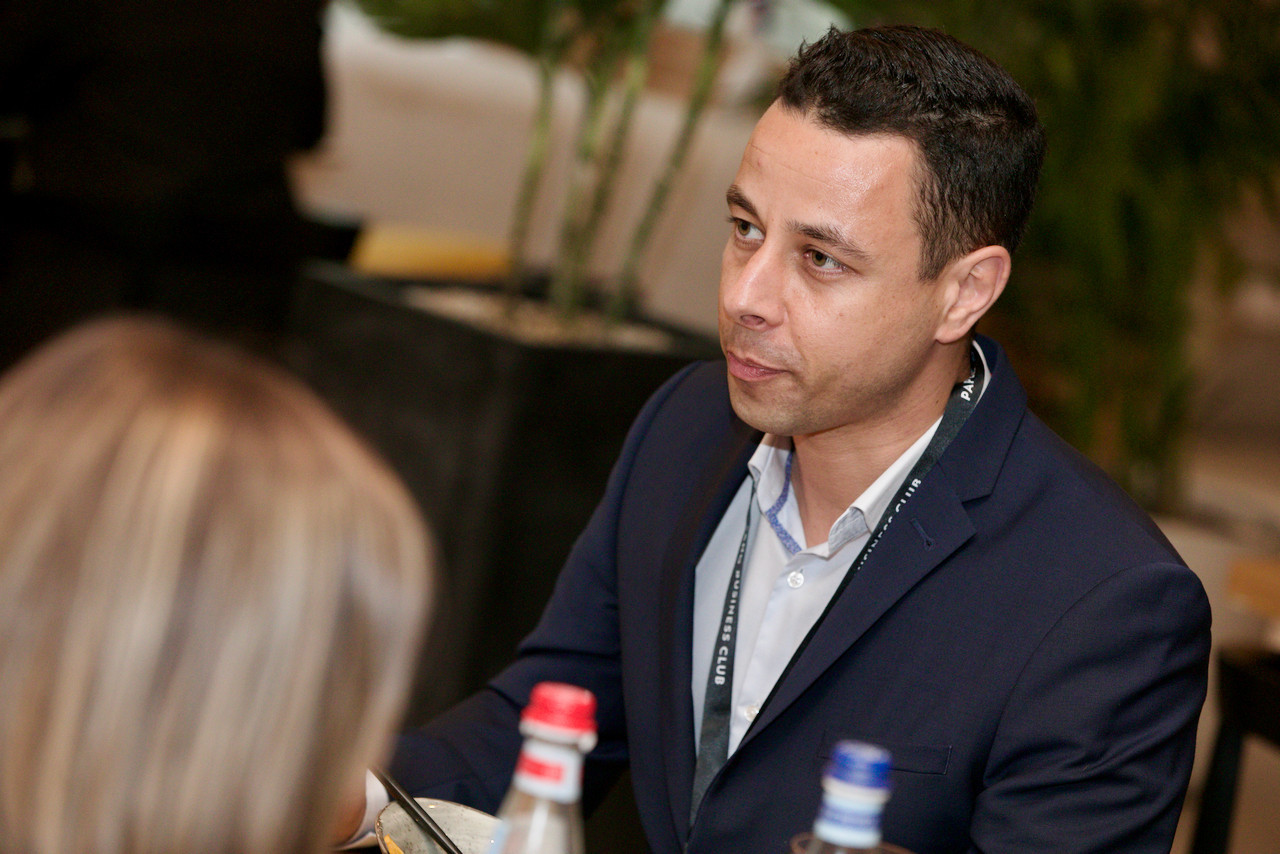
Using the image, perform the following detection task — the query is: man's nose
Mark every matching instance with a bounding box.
[721,245,783,330]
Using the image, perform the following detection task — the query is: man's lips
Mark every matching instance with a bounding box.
[726,350,786,380]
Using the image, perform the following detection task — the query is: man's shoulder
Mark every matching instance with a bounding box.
[620,359,754,486]
[1000,409,1185,566]
[639,359,736,434]
[966,338,1181,566]
[670,358,730,395]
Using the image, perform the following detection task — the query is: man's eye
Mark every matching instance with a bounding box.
[808,250,844,271]
[731,218,762,240]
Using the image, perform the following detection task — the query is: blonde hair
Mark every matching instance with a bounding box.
[0,316,433,854]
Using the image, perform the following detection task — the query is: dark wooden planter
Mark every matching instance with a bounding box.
[285,262,721,722]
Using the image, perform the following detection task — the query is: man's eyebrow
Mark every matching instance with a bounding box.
[725,185,758,219]
[790,221,872,264]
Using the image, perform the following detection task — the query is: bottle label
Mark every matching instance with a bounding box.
[813,798,881,849]
[516,753,564,784]
[512,740,582,804]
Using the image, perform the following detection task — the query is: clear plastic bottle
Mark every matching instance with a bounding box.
[487,682,597,854]
[791,741,896,854]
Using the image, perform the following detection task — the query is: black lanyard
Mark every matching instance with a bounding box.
[691,350,984,818]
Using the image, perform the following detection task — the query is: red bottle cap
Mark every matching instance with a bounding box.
[523,682,596,734]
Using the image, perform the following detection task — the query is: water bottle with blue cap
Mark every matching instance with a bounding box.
[789,740,915,854]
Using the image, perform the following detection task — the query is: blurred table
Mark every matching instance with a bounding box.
[1190,555,1280,854]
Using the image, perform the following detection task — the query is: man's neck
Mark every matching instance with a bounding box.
[789,344,971,545]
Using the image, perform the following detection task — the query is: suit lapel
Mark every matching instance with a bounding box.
[741,470,975,746]
[657,414,759,840]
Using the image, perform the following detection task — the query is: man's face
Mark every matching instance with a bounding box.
[718,103,952,440]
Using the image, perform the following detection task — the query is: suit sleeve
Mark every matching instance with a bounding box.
[390,363,705,814]
[968,561,1211,853]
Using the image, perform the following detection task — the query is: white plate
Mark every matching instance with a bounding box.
[375,797,498,854]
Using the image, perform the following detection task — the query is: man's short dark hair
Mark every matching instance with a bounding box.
[777,25,1046,281]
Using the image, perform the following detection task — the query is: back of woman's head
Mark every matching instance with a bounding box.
[0,316,433,854]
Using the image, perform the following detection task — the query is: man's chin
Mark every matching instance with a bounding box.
[727,381,792,435]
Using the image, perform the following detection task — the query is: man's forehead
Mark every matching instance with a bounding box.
[733,114,919,204]
[744,104,918,169]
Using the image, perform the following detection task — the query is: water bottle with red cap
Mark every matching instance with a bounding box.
[486,682,597,854]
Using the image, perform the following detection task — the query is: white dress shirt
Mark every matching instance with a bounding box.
[691,342,990,754]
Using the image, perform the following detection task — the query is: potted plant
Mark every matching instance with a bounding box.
[346,0,738,320]
[288,0,746,725]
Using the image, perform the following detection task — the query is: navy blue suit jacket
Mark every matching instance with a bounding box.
[393,336,1211,854]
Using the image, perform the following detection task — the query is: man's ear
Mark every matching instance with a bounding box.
[935,245,1011,345]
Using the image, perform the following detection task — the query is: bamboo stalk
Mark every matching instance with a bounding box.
[609,0,734,319]
[548,16,634,316]
[562,0,666,303]
[504,0,574,310]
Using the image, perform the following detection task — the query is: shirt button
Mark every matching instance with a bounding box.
[787,570,805,588]
[744,705,760,721]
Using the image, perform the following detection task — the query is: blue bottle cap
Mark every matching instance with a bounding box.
[825,740,891,790]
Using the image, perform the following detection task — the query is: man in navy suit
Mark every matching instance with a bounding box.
[388,25,1210,853]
